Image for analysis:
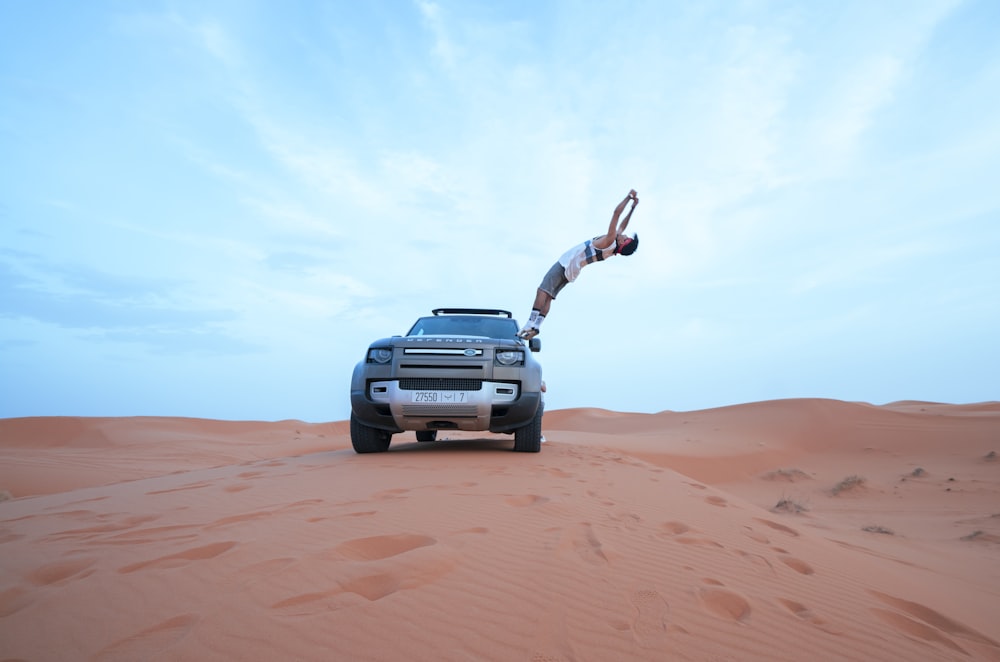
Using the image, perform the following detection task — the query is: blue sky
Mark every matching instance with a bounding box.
[1,0,998,421]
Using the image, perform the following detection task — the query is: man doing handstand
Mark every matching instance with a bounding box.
[518,189,639,339]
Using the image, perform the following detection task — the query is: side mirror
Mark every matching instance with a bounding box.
[529,337,541,352]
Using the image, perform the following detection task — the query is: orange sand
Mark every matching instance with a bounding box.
[1,399,998,660]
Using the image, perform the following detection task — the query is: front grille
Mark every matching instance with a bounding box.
[399,378,483,391]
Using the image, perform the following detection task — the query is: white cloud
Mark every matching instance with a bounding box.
[416,0,460,70]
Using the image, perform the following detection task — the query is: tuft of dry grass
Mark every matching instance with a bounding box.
[0,490,12,503]
[910,467,927,477]
[760,468,811,483]
[771,497,809,514]
[961,530,1000,543]
[984,451,997,462]
[831,475,866,496]
[862,525,894,535]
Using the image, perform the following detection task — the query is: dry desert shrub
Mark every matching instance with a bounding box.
[761,468,811,482]
[0,490,12,503]
[984,451,997,462]
[771,496,809,514]
[831,475,866,496]
[958,530,1000,543]
[862,525,894,535]
[910,467,927,477]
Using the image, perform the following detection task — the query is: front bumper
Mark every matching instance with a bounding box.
[350,381,541,434]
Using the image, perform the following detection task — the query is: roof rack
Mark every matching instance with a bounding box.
[432,308,513,318]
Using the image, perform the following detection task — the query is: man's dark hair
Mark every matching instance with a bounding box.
[620,233,639,256]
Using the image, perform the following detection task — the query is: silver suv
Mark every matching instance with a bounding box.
[349,308,544,453]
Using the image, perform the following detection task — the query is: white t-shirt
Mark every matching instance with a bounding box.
[558,236,617,282]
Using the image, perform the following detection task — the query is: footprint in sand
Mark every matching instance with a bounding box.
[373,488,411,500]
[658,522,724,549]
[273,545,454,613]
[92,614,199,661]
[528,605,578,662]
[704,495,728,507]
[660,521,692,536]
[777,597,815,620]
[271,588,343,613]
[629,588,670,644]
[558,522,610,565]
[273,562,453,611]
[779,556,815,575]
[753,517,800,537]
[698,587,751,623]
[736,550,776,574]
[871,608,969,655]
[26,557,98,586]
[777,598,841,634]
[868,590,1000,651]
[118,541,237,574]
[675,536,724,549]
[334,533,437,561]
[338,572,402,601]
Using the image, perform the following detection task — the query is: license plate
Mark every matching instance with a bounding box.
[411,391,469,403]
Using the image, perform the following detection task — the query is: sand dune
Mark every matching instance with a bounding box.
[2,399,999,660]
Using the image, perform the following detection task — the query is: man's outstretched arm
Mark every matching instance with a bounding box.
[595,189,638,249]
[618,193,638,234]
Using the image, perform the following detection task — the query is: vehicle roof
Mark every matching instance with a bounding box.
[407,313,519,339]
[432,308,512,318]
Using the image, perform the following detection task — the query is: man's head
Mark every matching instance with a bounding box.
[616,233,639,256]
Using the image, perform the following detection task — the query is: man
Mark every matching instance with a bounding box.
[518,189,639,339]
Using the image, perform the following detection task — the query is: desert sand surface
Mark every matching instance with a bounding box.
[1,398,999,661]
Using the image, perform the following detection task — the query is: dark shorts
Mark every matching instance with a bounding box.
[538,261,569,299]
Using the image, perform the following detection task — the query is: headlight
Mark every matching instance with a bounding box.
[495,349,524,366]
[367,348,393,364]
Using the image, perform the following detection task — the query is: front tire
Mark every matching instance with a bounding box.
[513,403,543,453]
[351,413,392,453]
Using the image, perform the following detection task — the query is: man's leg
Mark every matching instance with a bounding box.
[534,289,553,316]
[519,289,553,338]
[520,261,565,338]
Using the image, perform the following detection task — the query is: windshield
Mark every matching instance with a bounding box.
[407,316,518,339]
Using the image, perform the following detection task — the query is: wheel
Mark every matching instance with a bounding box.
[416,430,437,442]
[350,413,392,453]
[513,403,543,453]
